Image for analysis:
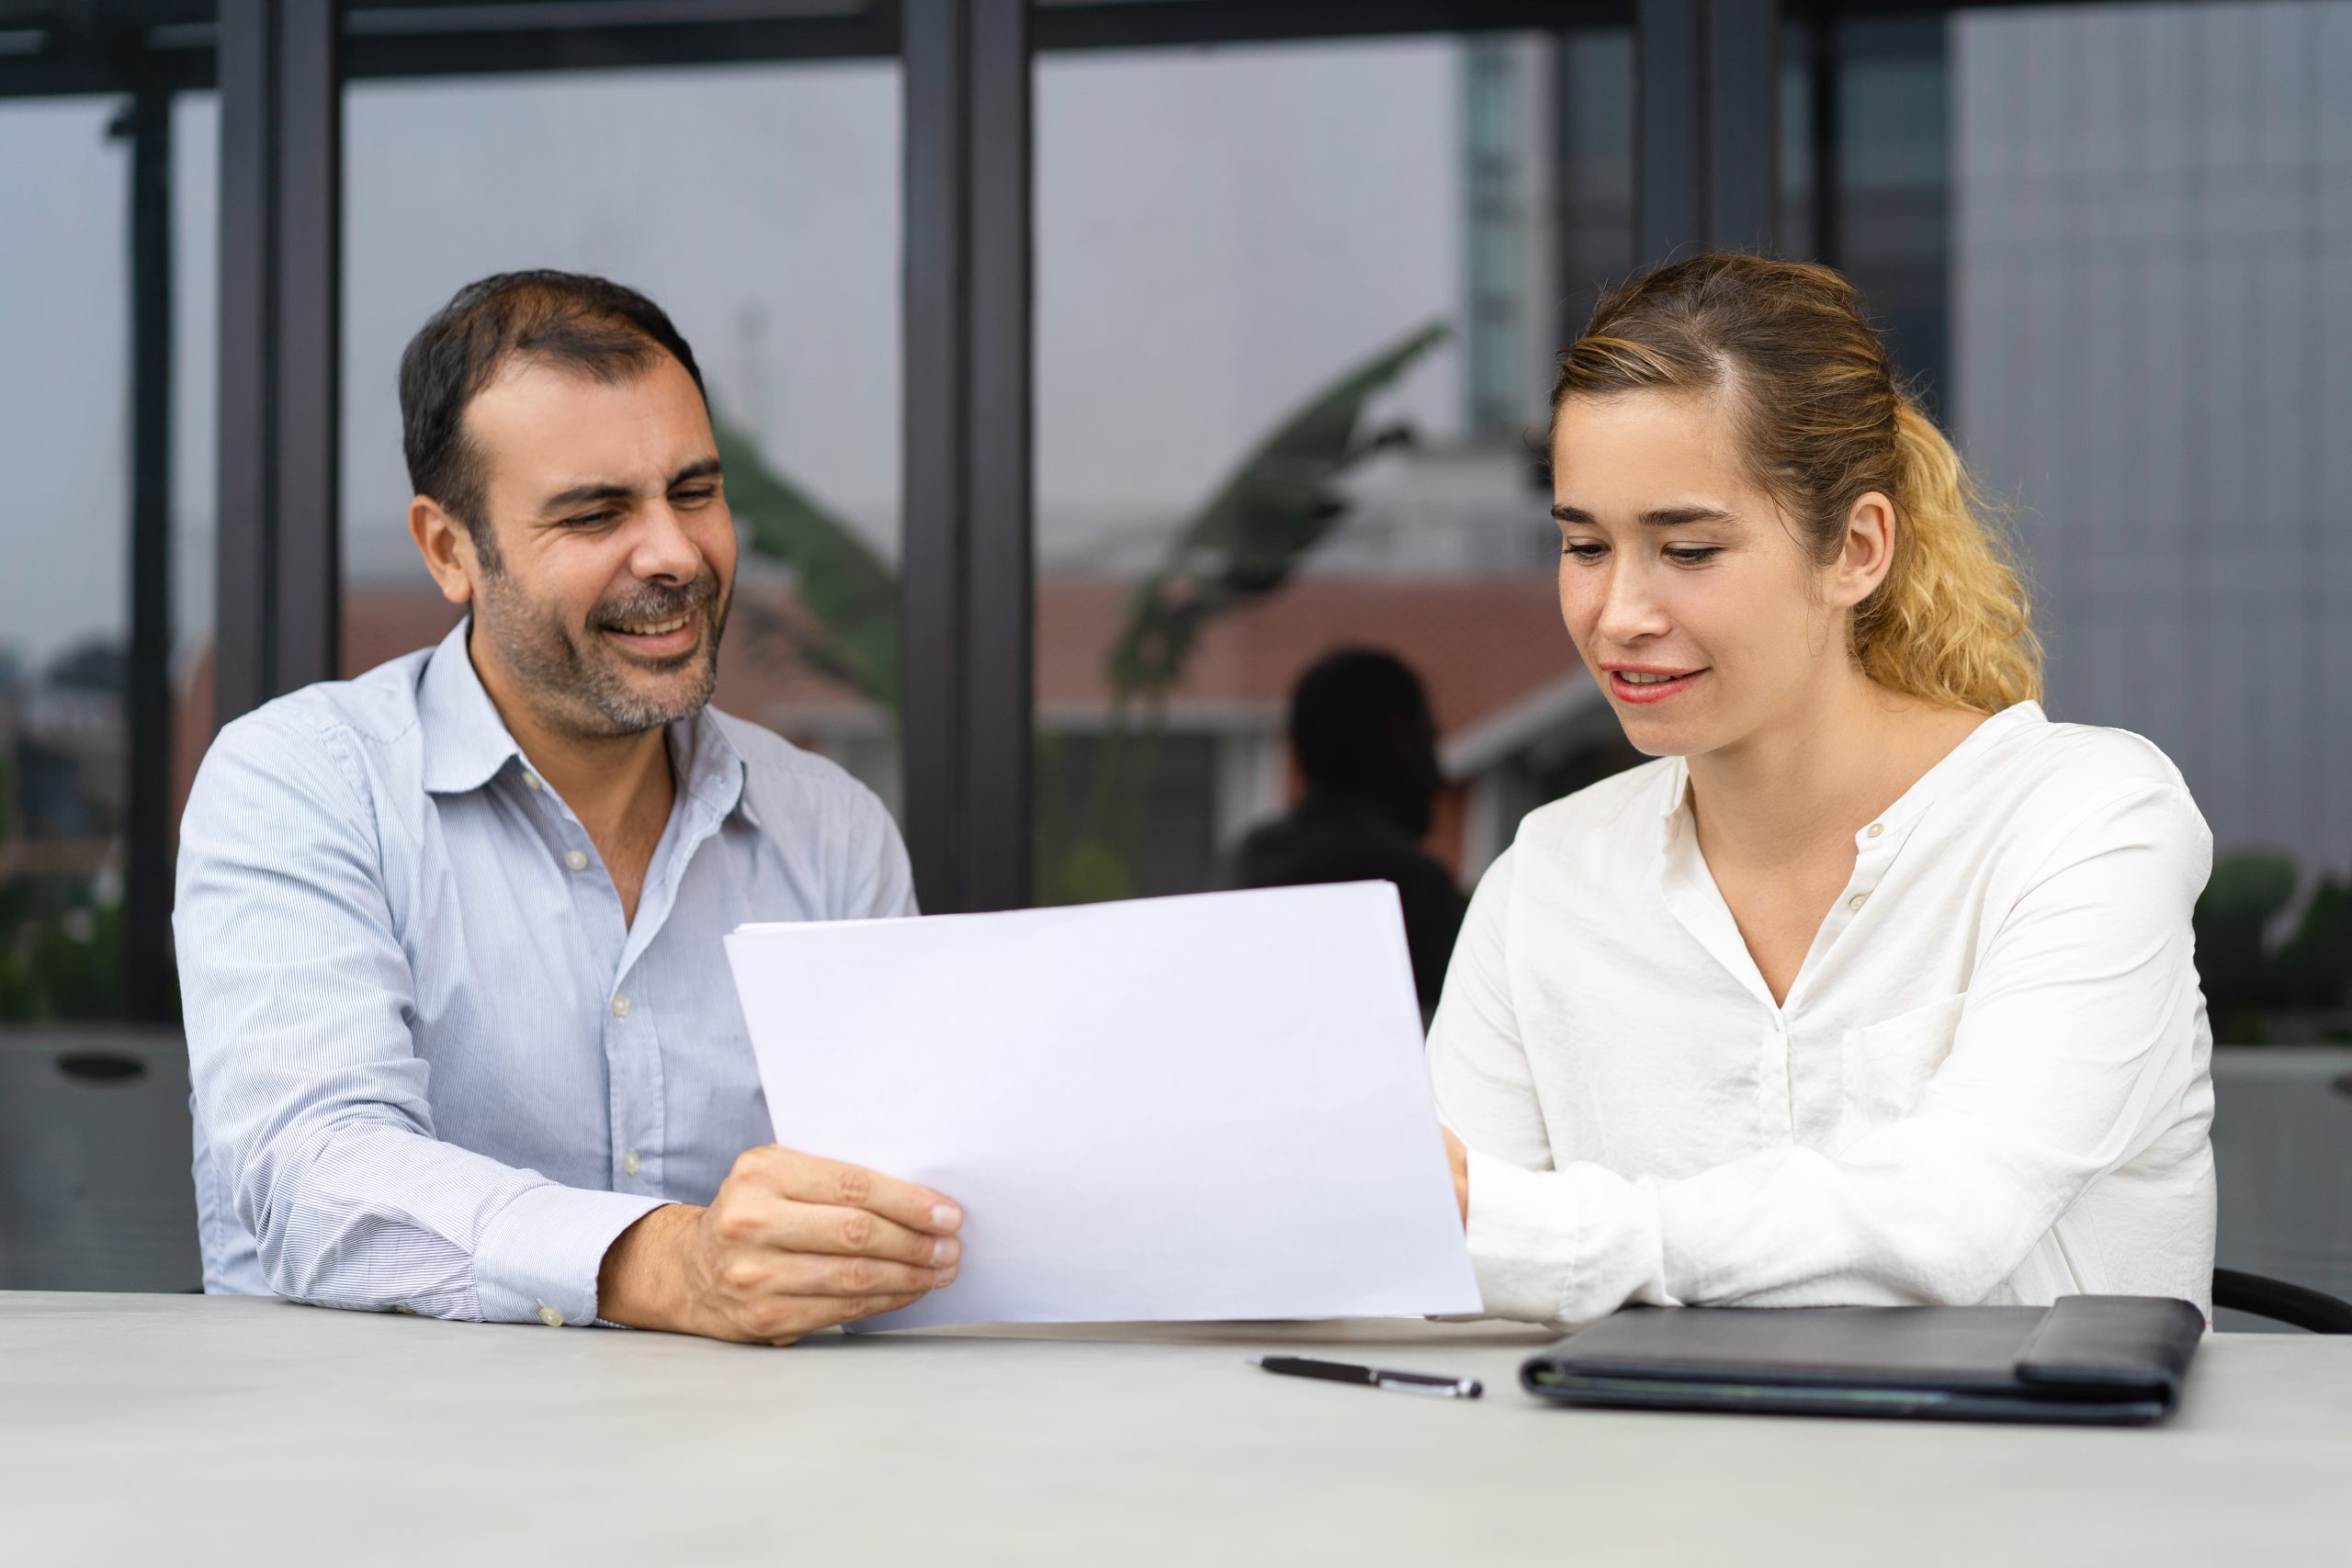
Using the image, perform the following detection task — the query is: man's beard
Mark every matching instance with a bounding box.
[476,569,729,739]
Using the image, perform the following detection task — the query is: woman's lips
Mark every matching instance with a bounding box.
[1605,667,1706,705]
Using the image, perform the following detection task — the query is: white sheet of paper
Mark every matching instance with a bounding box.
[724,882,1481,1329]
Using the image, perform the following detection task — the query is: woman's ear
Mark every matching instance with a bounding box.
[1829,491,1897,610]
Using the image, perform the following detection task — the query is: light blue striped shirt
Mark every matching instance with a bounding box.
[175,620,914,1325]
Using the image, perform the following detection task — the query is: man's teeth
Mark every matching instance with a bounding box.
[613,615,690,637]
[1619,671,1684,685]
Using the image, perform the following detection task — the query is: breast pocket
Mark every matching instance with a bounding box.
[1839,992,1968,1135]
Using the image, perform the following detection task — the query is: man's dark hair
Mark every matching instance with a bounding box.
[398,270,707,558]
[1289,648,1439,801]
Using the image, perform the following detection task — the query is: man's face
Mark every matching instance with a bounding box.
[458,353,736,739]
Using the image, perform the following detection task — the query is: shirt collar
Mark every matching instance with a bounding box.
[1648,699,2047,855]
[673,696,758,831]
[1653,755,1693,852]
[1859,699,2044,847]
[416,616,758,828]
[418,620,526,796]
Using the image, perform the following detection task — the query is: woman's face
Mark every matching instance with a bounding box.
[1550,389,1863,760]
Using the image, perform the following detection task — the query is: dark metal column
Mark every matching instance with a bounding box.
[119,85,176,1021]
[1634,0,1778,265]
[901,0,1035,915]
[216,0,343,727]
[273,1,344,690]
[1705,0,1780,254]
[1805,6,1843,265]
[1634,0,1704,263]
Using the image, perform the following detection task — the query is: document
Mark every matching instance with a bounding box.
[724,882,1482,1330]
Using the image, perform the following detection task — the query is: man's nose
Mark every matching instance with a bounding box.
[630,501,702,581]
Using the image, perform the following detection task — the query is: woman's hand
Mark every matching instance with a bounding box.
[1442,1127,1469,1228]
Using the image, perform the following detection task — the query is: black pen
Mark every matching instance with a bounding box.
[1249,1355,1484,1399]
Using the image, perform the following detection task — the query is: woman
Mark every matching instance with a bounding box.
[1433,254,2215,1325]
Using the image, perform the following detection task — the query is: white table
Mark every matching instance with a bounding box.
[5,1292,2347,1566]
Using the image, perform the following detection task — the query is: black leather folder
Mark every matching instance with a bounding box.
[1520,1296,2205,1425]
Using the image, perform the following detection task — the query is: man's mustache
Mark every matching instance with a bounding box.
[589,576,721,631]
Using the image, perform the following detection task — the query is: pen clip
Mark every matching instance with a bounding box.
[1374,1374,1482,1399]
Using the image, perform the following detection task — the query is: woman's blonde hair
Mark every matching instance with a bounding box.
[1552,254,2041,714]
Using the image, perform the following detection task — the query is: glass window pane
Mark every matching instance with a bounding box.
[1034,34,1636,1012]
[0,98,131,1020]
[1952,1,2352,1064]
[1784,18,1952,404]
[174,89,219,942]
[340,58,905,817]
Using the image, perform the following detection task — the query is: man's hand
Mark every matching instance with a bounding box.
[597,1145,964,1344]
[1442,1127,1469,1228]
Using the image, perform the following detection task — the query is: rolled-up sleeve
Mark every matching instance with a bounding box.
[175,712,663,1324]
[1430,849,1676,1324]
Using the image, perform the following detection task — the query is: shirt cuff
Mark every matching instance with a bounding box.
[1463,1146,1579,1323]
[1464,1149,1678,1325]
[473,1183,672,1327]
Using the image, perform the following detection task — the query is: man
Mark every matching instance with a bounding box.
[178,271,961,1343]
[1220,649,1466,1021]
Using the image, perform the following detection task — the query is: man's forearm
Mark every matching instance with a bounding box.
[597,1201,703,1331]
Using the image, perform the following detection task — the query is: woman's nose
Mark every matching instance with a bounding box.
[1593,563,1670,645]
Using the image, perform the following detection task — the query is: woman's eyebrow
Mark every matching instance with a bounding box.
[1551,502,1736,526]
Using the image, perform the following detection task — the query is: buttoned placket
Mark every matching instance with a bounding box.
[513,761,672,1201]
[1777,813,1922,1144]
[1656,772,1926,1146]
[1799,818,1899,975]
[1653,791,1795,1145]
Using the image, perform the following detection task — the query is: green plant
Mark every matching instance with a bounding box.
[710,322,1454,907]
[1105,321,1449,702]
[2192,852,2352,1043]
[1038,321,1452,904]
[716,414,899,707]
[0,871,129,1023]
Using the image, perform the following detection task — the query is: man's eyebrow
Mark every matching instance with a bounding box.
[539,479,633,513]
[1551,502,1736,527]
[537,457,722,514]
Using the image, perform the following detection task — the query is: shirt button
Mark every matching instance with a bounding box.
[611,994,630,1019]
[524,773,543,792]
[537,1305,565,1328]
[622,1149,641,1177]
[565,849,589,872]
[1849,894,1868,910]
[1866,822,1884,839]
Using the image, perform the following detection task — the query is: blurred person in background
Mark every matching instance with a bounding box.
[1432,254,2215,1326]
[1220,648,1466,1022]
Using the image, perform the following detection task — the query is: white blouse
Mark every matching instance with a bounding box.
[1429,702,2217,1325]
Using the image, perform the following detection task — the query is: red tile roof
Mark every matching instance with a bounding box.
[1032,576,1579,737]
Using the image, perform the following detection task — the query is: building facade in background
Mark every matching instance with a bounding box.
[5,2,2351,1022]
[1953,0,2352,874]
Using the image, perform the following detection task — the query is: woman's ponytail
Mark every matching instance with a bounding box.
[1860,399,2042,713]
